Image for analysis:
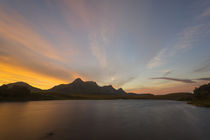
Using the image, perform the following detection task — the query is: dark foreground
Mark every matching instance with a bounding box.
[1,81,210,107]
[0,100,210,140]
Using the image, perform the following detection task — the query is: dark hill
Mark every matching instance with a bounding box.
[48,78,126,95]
[6,82,42,93]
[153,92,193,101]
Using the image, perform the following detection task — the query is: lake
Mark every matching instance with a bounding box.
[0,100,210,140]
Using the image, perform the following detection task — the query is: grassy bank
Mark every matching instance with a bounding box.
[188,98,210,107]
[0,92,193,101]
[1,90,210,108]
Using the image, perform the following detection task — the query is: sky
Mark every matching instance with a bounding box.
[0,0,210,94]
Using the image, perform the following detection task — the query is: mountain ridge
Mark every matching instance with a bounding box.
[6,82,42,93]
[3,78,127,95]
[48,78,126,95]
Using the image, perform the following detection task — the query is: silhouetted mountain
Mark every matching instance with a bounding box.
[1,80,208,107]
[6,82,42,93]
[118,88,126,94]
[0,84,56,101]
[48,78,126,95]
[0,79,127,95]
[127,93,154,96]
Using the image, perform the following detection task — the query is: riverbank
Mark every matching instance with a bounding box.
[188,99,210,107]
[1,92,210,108]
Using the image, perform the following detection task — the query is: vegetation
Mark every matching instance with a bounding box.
[143,93,192,101]
[0,85,55,101]
[188,83,210,107]
[1,81,210,108]
[0,84,193,101]
[0,85,30,98]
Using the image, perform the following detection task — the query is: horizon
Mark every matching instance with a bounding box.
[0,0,210,94]
[0,77,201,95]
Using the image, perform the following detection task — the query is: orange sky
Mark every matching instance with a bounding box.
[0,0,210,94]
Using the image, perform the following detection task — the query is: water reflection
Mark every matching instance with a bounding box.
[0,100,210,140]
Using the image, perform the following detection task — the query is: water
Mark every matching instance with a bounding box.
[0,100,210,140]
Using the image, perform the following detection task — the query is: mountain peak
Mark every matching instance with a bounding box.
[72,78,83,84]
[49,78,127,95]
[6,81,42,92]
[9,81,30,86]
[117,88,126,94]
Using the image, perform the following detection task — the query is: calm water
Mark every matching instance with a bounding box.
[0,100,210,140]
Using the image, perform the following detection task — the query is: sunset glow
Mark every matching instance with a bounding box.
[0,0,210,94]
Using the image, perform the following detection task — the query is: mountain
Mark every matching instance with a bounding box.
[48,78,126,95]
[127,93,154,96]
[2,79,127,95]
[6,82,42,93]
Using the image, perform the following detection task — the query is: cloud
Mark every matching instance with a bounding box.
[172,24,204,50]
[193,58,210,72]
[147,6,210,69]
[163,69,172,76]
[151,77,196,83]
[0,7,87,88]
[147,48,166,69]
[194,65,210,72]
[147,24,203,69]
[201,6,210,17]
[0,8,63,61]
[128,82,200,95]
[151,76,210,84]
[57,0,115,69]
[114,76,136,87]
[90,39,107,68]
[0,42,76,81]
[196,78,210,81]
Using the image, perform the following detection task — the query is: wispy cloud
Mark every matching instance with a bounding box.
[0,8,62,61]
[147,48,166,69]
[147,24,205,69]
[58,0,114,69]
[201,6,210,17]
[88,25,112,68]
[196,77,210,81]
[0,6,87,88]
[128,82,200,95]
[172,24,204,50]
[151,76,210,84]
[147,5,210,69]
[163,69,172,76]
[89,35,107,68]
[194,58,210,72]
[0,42,77,82]
[0,0,209,92]
[151,77,196,83]
[114,76,136,87]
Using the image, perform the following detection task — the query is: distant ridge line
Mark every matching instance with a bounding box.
[3,78,127,95]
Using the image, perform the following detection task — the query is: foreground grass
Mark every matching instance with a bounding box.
[0,92,193,101]
[46,92,193,101]
[0,92,56,102]
[1,92,210,108]
[188,100,210,107]
[188,98,210,107]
